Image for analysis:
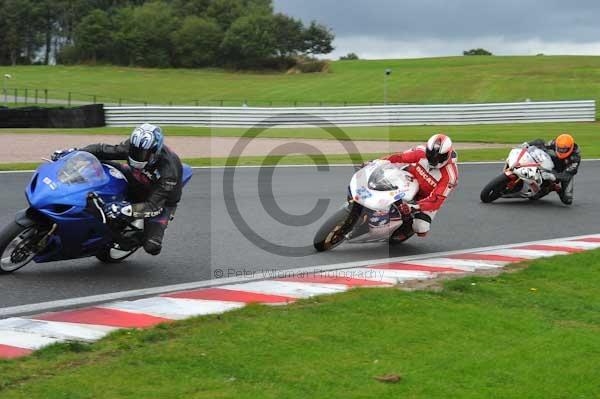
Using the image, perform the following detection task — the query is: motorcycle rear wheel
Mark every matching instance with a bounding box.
[0,222,39,273]
[480,174,510,203]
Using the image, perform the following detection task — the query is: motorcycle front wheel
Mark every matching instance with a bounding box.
[0,222,41,273]
[480,174,510,203]
[313,203,362,252]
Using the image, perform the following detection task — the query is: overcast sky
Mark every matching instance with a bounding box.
[274,0,600,59]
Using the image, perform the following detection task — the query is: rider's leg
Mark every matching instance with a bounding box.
[558,177,574,205]
[412,210,437,237]
[143,207,176,255]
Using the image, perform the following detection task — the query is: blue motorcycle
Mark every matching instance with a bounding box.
[0,151,192,273]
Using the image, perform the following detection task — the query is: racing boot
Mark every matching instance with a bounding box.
[558,178,574,205]
[389,222,415,244]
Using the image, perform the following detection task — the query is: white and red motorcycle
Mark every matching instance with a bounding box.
[313,159,420,252]
[480,145,557,203]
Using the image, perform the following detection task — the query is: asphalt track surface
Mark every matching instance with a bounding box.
[1,161,599,308]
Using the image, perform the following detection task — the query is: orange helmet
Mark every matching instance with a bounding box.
[555,134,575,159]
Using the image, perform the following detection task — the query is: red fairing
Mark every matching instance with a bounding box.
[383,146,459,212]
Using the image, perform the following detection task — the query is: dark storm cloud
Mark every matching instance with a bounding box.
[274,0,600,43]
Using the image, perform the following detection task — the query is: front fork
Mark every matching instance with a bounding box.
[503,171,525,194]
[340,198,365,240]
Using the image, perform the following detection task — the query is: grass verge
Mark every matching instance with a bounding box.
[4,56,600,107]
[1,250,600,398]
[0,149,509,171]
[2,121,599,157]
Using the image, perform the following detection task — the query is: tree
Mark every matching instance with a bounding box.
[243,0,272,15]
[0,0,44,65]
[206,0,245,29]
[339,52,359,60]
[272,13,304,58]
[0,0,334,69]
[169,0,211,17]
[220,13,277,68]
[172,16,223,67]
[112,2,177,67]
[38,0,57,65]
[74,9,111,63]
[110,6,137,65]
[302,21,334,55]
[463,48,493,56]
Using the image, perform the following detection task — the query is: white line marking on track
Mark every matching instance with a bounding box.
[101,297,244,320]
[221,280,348,298]
[0,329,61,350]
[0,318,115,342]
[1,159,599,174]
[332,267,433,283]
[553,241,600,250]
[481,248,572,258]
[1,233,599,318]
[404,258,503,270]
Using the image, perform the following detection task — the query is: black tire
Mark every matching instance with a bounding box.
[96,246,139,263]
[480,174,510,203]
[0,222,38,274]
[313,204,361,252]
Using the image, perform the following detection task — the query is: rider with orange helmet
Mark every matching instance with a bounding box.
[526,133,580,204]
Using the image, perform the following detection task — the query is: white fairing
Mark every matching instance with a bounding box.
[348,160,419,241]
[504,147,555,198]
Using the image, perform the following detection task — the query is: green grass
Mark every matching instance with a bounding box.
[2,121,599,162]
[2,121,597,146]
[2,56,600,105]
[2,250,600,398]
[0,149,511,171]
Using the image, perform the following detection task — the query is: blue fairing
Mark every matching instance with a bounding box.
[24,152,193,263]
[25,151,130,262]
[182,164,193,187]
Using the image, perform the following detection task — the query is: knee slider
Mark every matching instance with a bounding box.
[412,212,432,234]
[144,239,162,256]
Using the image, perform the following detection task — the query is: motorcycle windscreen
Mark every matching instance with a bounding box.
[367,164,402,191]
[27,151,110,210]
[527,147,555,171]
[57,152,109,186]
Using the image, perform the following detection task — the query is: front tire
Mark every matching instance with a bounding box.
[0,222,39,273]
[480,174,510,203]
[313,204,362,252]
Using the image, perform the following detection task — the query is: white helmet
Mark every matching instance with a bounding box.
[426,134,453,168]
[128,123,164,170]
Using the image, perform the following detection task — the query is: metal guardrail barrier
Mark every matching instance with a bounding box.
[104,100,596,127]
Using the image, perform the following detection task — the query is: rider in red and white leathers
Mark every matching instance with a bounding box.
[382,134,458,237]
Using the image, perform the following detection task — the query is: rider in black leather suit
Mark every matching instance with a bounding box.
[54,123,184,255]
[527,134,580,205]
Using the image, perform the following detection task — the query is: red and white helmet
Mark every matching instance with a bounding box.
[426,134,453,168]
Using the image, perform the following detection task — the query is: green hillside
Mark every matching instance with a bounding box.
[2,56,600,106]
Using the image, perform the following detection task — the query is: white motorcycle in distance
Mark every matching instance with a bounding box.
[313,159,420,252]
[480,145,558,203]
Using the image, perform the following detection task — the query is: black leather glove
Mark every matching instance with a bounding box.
[51,148,77,161]
[104,201,133,220]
